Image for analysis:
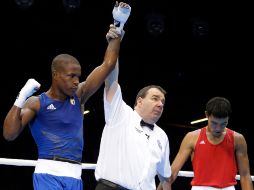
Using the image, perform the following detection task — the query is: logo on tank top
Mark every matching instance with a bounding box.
[70,97,75,105]
[199,140,205,144]
[47,104,56,110]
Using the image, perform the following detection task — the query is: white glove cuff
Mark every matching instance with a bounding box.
[14,94,27,108]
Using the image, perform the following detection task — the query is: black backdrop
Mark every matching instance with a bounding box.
[1,0,253,189]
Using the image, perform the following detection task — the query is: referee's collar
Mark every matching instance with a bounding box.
[134,110,155,131]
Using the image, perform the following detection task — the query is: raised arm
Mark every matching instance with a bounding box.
[104,24,121,103]
[3,79,41,141]
[77,2,131,104]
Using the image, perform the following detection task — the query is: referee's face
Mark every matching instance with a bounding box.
[138,88,165,123]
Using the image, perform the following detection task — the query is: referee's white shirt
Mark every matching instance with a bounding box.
[95,85,171,190]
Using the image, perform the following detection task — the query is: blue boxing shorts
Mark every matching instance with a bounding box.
[33,159,83,190]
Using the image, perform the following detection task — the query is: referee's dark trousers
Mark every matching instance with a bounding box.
[95,179,130,190]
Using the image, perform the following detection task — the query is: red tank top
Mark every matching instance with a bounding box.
[191,127,237,188]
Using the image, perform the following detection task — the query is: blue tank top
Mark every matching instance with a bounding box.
[30,93,84,162]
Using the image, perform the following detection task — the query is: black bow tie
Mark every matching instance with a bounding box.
[140,120,154,130]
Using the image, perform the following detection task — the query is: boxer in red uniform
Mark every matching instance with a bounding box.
[158,97,253,190]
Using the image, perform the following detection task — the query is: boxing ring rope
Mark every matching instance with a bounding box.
[1,158,254,181]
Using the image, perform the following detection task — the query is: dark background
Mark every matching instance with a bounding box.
[0,0,253,189]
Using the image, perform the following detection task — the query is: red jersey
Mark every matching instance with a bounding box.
[191,127,237,188]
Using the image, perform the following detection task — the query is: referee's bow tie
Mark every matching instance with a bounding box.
[140,120,154,130]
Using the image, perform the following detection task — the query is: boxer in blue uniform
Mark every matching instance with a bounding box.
[3,2,131,189]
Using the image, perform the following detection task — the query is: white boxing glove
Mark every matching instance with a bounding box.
[14,79,41,108]
[112,2,131,34]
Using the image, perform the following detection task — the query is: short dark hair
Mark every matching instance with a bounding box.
[134,85,166,107]
[51,54,80,73]
[206,97,232,118]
